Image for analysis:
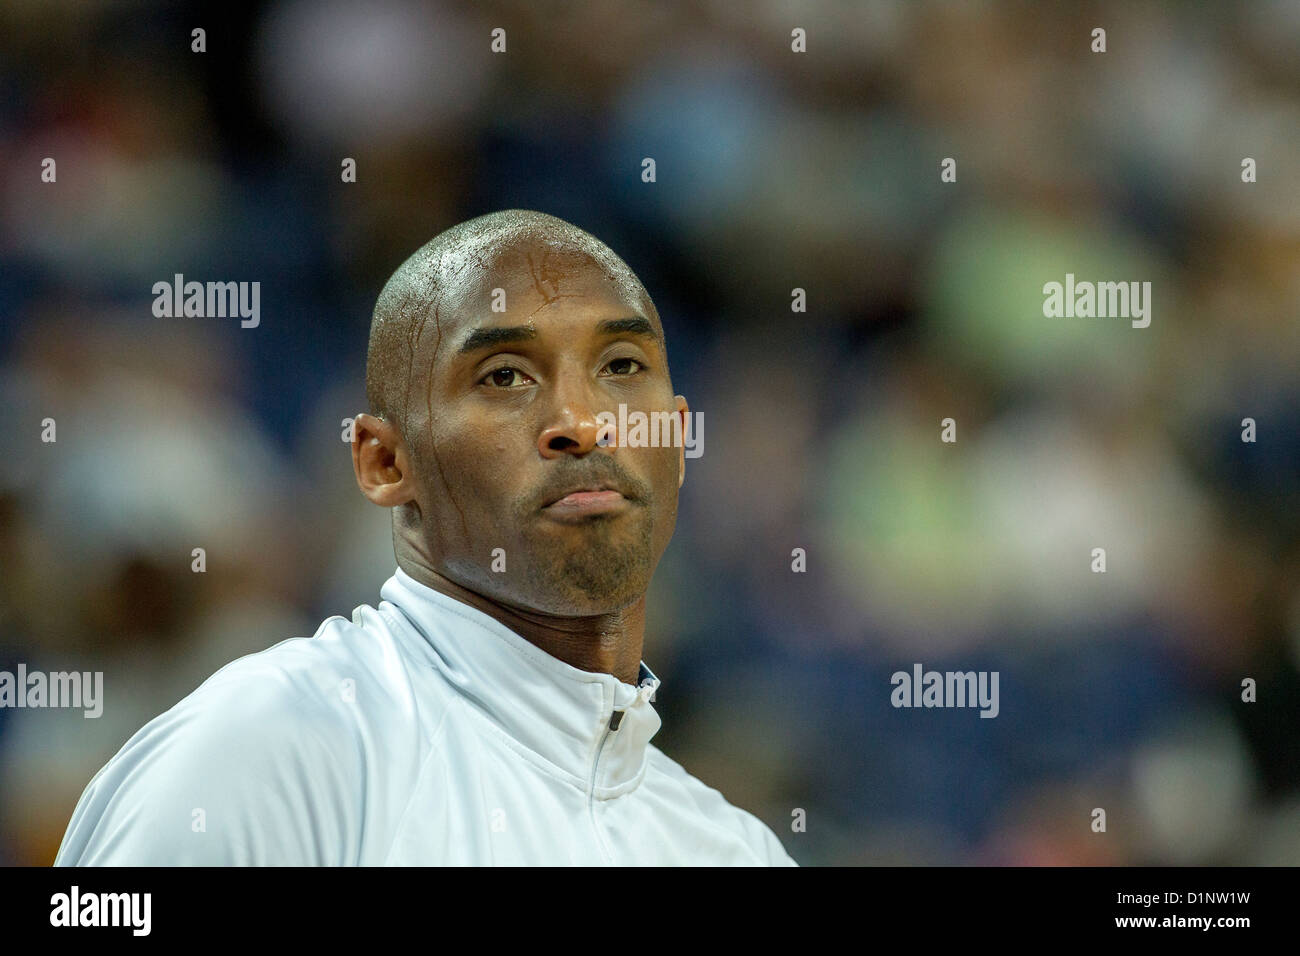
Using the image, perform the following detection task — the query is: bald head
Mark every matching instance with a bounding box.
[365,209,661,439]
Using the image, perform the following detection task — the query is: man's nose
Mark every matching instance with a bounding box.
[537,380,612,458]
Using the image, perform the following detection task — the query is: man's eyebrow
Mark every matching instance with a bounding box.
[456,325,538,356]
[595,317,660,344]
[455,317,660,356]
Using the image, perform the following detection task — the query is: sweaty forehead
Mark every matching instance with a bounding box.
[443,236,655,328]
[407,238,662,372]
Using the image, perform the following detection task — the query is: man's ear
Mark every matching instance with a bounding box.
[352,412,415,507]
[675,395,689,489]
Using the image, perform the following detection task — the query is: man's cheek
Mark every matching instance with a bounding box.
[650,442,680,487]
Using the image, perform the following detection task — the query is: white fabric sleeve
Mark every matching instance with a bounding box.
[53,666,361,867]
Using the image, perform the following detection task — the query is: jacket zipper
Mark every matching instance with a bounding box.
[587,709,621,864]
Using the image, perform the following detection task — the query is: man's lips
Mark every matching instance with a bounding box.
[542,481,623,506]
[541,488,630,519]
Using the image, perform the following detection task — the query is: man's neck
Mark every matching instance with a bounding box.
[395,559,647,687]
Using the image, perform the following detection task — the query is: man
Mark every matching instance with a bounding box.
[54,209,798,866]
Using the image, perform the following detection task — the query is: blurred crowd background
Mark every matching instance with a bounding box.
[1,0,1298,866]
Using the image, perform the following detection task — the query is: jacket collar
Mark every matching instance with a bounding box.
[380,567,662,795]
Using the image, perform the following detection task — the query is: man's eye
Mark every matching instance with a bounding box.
[604,357,643,376]
[482,367,531,388]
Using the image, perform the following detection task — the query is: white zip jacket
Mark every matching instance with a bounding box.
[54,567,798,866]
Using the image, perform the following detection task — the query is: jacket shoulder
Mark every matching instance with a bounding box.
[55,610,430,866]
[645,746,799,866]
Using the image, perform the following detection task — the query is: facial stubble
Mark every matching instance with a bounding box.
[508,495,658,615]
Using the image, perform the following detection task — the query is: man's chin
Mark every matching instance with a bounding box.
[530,575,648,617]
[526,552,652,616]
